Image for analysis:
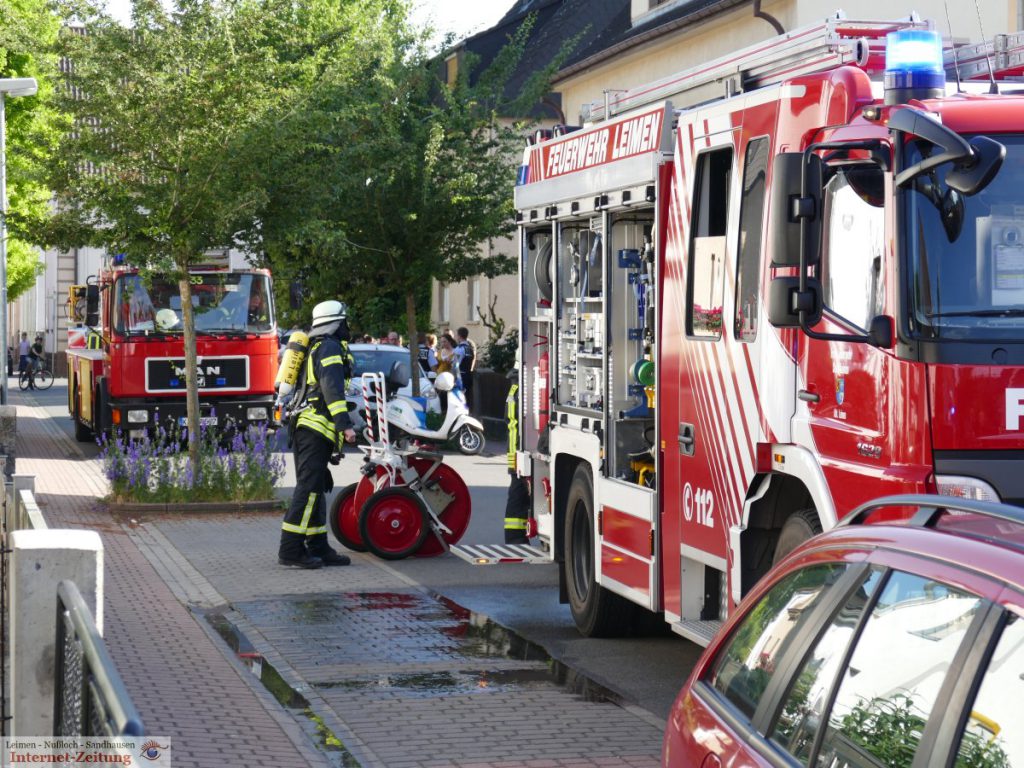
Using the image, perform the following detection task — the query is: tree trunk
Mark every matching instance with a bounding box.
[406,290,420,397]
[179,276,201,470]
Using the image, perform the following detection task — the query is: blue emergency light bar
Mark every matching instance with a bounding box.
[884,29,945,104]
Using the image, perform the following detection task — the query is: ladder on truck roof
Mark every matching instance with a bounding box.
[945,32,1024,82]
[583,14,932,122]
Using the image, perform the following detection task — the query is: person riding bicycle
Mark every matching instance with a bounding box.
[27,335,44,390]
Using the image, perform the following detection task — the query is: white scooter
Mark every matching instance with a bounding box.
[385,370,486,455]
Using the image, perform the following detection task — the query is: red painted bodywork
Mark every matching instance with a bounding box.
[663,522,1024,766]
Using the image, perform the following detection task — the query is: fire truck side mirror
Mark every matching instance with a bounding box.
[768,276,822,328]
[867,315,894,349]
[770,152,822,268]
[289,280,304,311]
[85,285,100,327]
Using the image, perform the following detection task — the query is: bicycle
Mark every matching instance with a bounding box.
[19,366,54,391]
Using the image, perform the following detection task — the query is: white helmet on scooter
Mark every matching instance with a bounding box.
[434,371,455,392]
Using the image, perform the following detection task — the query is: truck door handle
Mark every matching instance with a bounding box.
[678,422,695,456]
[798,389,820,403]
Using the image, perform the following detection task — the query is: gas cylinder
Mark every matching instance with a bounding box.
[275,330,309,396]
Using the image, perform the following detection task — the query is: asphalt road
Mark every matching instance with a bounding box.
[39,380,703,722]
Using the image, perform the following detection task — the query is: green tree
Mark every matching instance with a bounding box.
[47,0,377,464]
[258,13,571,394]
[0,0,60,299]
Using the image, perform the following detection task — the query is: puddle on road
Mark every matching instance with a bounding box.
[206,611,360,767]
[207,590,625,764]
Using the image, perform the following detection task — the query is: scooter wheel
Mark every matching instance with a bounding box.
[408,457,472,557]
[359,486,429,560]
[456,425,485,455]
[328,483,365,552]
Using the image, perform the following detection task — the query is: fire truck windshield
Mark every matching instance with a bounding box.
[113,273,274,336]
[906,134,1024,341]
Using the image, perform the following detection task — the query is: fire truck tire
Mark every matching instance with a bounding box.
[73,392,94,443]
[564,465,634,637]
[772,508,822,566]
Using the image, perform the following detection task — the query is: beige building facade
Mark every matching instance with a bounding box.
[436,0,1019,353]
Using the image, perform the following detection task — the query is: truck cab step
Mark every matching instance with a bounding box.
[450,543,552,565]
[670,618,723,648]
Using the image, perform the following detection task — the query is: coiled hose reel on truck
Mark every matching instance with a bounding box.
[327,370,472,560]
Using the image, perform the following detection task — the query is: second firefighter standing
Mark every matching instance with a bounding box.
[279,300,357,569]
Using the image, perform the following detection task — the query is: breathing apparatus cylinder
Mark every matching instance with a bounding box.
[275,330,310,396]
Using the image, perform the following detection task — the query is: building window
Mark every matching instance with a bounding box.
[468,279,481,322]
[439,283,450,323]
[445,54,458,87]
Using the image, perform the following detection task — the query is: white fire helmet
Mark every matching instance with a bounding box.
[155,308,180,331]
[311,300,348,327]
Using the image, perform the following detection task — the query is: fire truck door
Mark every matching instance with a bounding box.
[795,164,893,521]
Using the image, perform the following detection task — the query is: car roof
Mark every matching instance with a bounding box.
[348,343,408,352]
[784,496,1024,594]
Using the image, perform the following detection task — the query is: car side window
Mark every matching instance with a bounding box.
[816,571,983,768]
[954,612,1023,767]
[707,563,848,720]
[770,568,885,764]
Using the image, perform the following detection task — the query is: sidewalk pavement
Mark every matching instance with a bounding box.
[12,388,328,768]
[11,388,665,768]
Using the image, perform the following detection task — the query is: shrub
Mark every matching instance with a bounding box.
[98,419,285,504]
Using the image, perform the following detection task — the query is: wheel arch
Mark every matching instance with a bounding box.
[735,446,836,602]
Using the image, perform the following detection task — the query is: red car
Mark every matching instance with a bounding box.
[663,494,1024,768]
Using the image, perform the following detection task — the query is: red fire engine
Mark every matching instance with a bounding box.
[67,251,278,443]
[454,15,1024,643]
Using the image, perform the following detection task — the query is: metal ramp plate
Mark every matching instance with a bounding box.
[451,543,552,565]
[671,619,723,648]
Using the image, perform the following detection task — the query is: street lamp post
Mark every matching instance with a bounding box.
[0,77,39,405]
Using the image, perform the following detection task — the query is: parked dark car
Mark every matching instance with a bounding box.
[663,494,1024,768]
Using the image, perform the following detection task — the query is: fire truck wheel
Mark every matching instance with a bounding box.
[328,483,365,552]
[564,465,634,637]
[72,380,94,443]
[359,486,429,560]
[772,508,822,566]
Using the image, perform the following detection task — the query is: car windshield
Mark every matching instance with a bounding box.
[113,273,274,336]
[350,347,409,378]
[906,133,1024,341]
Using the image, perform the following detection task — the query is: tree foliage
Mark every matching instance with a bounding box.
[0,0,60,299]
[257,12,574,391]
[47,0,385,459]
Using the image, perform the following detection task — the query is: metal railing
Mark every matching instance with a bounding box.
[53,580,143,737]
[2,473,38,736]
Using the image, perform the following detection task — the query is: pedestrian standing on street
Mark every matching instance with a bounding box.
[455,327,477,411]
[279,300,357,569]
[17,332,29,375]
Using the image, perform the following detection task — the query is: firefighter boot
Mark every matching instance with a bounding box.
[279,531,323,569]
[307,533,351,566]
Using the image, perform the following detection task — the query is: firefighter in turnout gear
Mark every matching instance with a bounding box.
[279,300,357,569]
[503,372,530,545]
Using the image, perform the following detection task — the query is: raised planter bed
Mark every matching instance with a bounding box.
[106,499,284,515]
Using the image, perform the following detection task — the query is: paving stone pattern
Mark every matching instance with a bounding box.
[12,391,325,768]
[14,390,663,767]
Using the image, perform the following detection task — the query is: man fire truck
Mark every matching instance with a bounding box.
[453,15,1024,643]
[67,251,278,442]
